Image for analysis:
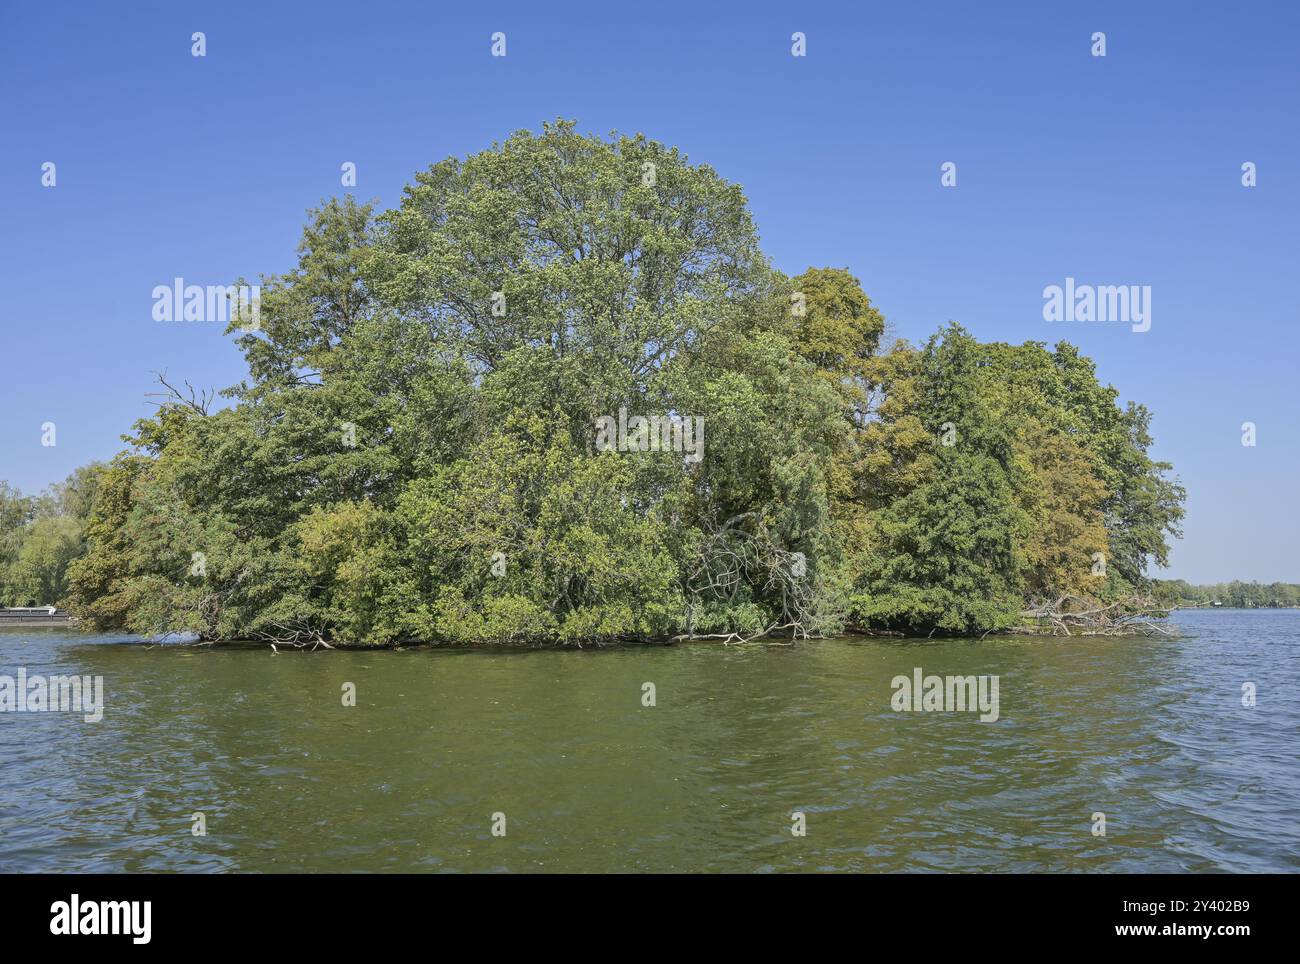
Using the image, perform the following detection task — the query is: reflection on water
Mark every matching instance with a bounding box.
[0,609,1297,872]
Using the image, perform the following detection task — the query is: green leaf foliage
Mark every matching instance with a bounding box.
[50,123,1185,642]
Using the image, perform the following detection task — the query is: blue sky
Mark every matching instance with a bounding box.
[1,1,1296,582]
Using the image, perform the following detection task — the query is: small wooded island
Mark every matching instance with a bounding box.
[4,123,1197,647]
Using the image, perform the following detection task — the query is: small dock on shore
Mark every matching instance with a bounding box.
[0,607,75,626]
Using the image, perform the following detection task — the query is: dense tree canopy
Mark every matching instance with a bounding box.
[50,122,1186,643]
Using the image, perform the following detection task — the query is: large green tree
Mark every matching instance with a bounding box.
[62,123,1185,642]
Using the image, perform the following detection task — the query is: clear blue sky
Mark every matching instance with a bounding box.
[1,1,1296,583]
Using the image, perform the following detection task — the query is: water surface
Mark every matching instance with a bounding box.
[1,609,1296,872]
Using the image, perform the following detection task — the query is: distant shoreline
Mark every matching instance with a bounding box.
[0,608,74,626]
[1170,604,1300,611]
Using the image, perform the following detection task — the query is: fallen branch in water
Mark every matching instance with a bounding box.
[1014,594,1176,637]
[679,514,826,643]
[671,621,827,646]
[250,621,336,651]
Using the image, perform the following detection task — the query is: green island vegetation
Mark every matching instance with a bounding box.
[3,123,1209,645]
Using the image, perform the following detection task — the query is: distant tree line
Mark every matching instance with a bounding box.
[0,465,102,607]
[1152,579,1300,609]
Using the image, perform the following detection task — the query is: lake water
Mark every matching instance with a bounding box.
[1,608,1296,873]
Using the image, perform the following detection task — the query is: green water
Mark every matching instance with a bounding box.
[1,609,1296,872]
